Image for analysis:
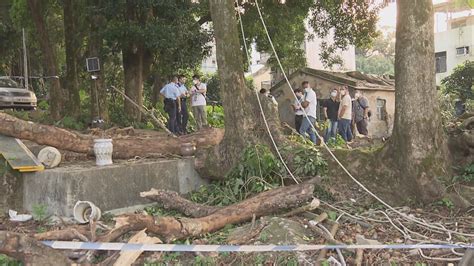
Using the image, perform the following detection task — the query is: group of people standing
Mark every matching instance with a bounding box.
[292,81,370,144]
[160,75,208,135]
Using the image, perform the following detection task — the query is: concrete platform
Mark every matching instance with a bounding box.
[2,158,207,217]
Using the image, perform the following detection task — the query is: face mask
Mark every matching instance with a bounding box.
[355,93,360,98]
[193,80,198,85]
[330,92,337,97]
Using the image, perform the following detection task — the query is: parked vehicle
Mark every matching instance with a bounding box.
[0,77,37,110]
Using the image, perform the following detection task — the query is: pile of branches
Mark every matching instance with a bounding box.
[0,179,319,265]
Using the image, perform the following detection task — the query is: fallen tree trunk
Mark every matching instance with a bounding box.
[118,180,315,242]
[37,180,317,243]
[0,112,223,158]
[0,231,71,265]
[140,189,221,218]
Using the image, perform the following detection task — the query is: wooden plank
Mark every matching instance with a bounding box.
[113,229,162,266]
[0,134,44,172]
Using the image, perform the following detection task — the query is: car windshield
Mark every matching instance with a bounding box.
[0,79,19,88]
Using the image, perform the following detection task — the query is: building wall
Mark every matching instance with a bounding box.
[271,72,395,138]
[251,66,271,91]
[435,15,474,84]
[304,37,356,71]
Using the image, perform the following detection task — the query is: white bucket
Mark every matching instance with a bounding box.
[93,139,113,166]
[73,201,102,224]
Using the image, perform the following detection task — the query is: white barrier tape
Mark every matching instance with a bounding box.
[42,241,472,252]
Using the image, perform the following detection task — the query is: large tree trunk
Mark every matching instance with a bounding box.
[88,3,109,122]
[384,0,448,202]
[63,0,81,117]
[26,0,64,120]
[122,43,145,122]
[202,0,286,178]
[151,72,164,108]
[0,112,223,158]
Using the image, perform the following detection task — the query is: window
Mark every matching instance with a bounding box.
[435,51,447,73]
[456,46,469,56]
[376,98,386,121]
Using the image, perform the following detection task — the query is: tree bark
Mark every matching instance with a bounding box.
[0,231,71,265]
[88,4,109,122]
[151,72,164,108]
[201,0,287,179]
[123,43,145,122]
[140,188,221,218]
[384,0,448,201]
[26,0,64,120]
[63,0,81,117]
[0,112,223,158]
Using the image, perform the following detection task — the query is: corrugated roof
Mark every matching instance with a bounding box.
[271,67,395,92]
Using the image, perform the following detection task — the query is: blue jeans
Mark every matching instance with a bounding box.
[338,118,353,142]
[299,116,317,144]
[324,120,338,142]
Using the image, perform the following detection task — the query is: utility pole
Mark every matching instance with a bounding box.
[22,28,29,90]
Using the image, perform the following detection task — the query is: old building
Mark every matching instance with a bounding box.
[434,1,474,85]
[270,67,395,138]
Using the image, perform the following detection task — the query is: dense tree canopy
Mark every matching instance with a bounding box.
[0,0,382,123]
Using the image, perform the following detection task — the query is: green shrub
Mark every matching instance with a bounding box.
[58,115,85,131]
[37,100,49,110]
[206,105,224,128]
[190,145,284,206]
[453,163,474,184]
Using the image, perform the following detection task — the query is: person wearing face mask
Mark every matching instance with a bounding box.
[353,90,370,136]
[190,75,208,130]
[299,81,318,144]
[322,88,340,142]
[338,86,353,142]
[291,88,304,132]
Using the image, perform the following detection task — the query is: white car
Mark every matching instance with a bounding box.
[0,78,37,110]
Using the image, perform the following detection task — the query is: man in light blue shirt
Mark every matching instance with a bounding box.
[176,75,189,134]
[160,76,181,134]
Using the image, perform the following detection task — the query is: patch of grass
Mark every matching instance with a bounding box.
[313,185,335,202]
[143,205,183,217]
[32,204,48,222]
[435,197,454,209]
[202,224,235,244]
[453,163,474,184]
[0,254,21,266]
[194,255,215,265]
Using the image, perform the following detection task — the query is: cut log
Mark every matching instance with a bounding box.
[0,231,71,265]
[118,180,315,242]
[140,189,221,218]
[0,112,223,158]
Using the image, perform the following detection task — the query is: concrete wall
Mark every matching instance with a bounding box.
[252,66,271,91]
[20,158,207,217]
[271,72,395,138]
[0,159,23,215]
